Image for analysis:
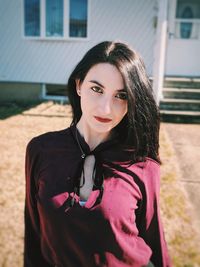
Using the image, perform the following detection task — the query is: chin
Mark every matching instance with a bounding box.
[88,121,110,132]
[93,124,116,135]
[94,126,112,133]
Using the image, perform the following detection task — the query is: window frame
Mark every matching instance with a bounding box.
[22,0,90,41]
[169,0,200,40]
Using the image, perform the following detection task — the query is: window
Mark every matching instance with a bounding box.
[42,84,68,103]
[24,0,89,39]
[69,0,88,37]
[175,0,200,39]
[46,0,63,37]
[46,84,67,96]
[24,0,40,36]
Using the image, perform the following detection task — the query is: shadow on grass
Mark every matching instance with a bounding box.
[0,101,43,120]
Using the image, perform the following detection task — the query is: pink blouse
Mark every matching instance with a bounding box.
[24,125,171,267]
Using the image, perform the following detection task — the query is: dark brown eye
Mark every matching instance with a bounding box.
[91,86,103,93]
[116,92,127,100]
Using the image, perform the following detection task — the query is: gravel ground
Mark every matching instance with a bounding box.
[0,102,200,267]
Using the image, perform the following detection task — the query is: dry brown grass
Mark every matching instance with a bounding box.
[0,101,200,267]
[160,125,200,267]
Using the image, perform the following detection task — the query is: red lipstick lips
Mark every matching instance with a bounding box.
[94,116,112,123]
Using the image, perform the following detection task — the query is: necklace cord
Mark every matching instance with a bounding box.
[71,126,104,207]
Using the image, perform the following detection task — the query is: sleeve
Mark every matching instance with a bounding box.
[24,138,52,267]
[136,160,172,267]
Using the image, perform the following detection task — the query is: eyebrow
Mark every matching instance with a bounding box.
[89,80,126,92]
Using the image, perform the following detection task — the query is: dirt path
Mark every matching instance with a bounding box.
[163,123,200,230]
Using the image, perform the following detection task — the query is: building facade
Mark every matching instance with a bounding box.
[0,0,199,102]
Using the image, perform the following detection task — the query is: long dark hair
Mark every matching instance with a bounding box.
[67,41,160,163]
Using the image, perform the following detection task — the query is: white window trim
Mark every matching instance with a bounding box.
[22,0,90,41]
[174,18,200,40]
[41,84,69,103]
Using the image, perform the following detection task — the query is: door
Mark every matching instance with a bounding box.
[165,0,200,77]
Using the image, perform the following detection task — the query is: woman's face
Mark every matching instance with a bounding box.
[76,63,128,136]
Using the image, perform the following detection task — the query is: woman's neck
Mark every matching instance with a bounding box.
[76,118,111,151]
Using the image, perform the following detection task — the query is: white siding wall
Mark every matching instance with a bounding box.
[0,0,157,84]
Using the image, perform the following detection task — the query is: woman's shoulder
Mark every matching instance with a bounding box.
[126,157,160,182]
[135,157,160,169]
[26,126,71,152]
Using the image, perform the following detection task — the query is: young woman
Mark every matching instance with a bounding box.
[24,41,171,267]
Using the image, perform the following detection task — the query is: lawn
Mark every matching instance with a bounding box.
[0,101,200,267]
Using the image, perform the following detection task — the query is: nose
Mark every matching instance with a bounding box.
[101,96,112,115]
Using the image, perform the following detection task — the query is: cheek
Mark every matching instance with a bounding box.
[124,103,128,115]
[115,102,128,119]
[80,91,95,113]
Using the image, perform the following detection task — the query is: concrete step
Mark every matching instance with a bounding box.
[163,88,200,100]
[164,77,200,89]
[160,98,200,111]
[160,110,200,123]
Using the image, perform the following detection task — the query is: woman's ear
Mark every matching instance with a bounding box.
[75,79,81,96]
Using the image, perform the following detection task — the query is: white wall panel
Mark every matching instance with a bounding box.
[0,0,157,84]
